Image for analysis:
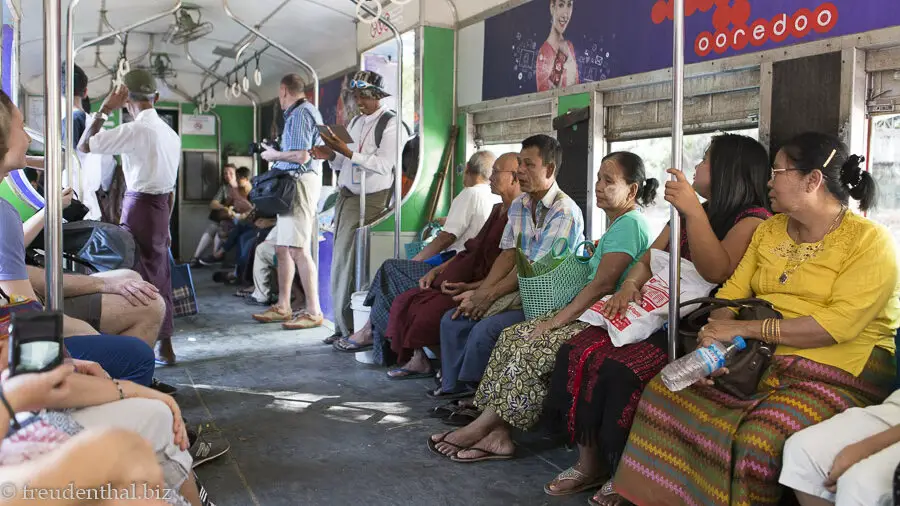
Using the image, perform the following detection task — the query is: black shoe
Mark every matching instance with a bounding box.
[150,378,178,396]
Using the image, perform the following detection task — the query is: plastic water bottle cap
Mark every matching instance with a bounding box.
[732,336,747,350]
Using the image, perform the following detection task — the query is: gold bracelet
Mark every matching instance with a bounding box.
[775,319,782,345]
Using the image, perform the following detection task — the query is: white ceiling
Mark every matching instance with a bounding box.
[14,0,361,105]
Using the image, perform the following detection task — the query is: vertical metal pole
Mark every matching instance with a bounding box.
[43,0,63,310]
[352,0,404,260]
[667,0,685,361]
[65,0,82,196]
[355,171,368,292]
[6,0,21,105]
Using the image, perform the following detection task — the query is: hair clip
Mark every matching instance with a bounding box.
[822,149,837,169]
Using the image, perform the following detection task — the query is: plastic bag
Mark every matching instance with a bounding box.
[577,249,716,346]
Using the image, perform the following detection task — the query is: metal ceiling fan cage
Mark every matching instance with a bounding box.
[163,7,214,45]
[149,53,177,79]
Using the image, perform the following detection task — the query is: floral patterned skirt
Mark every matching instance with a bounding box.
[474,311,588,430]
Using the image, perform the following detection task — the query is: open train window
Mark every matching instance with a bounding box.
[610,128,759,237]
[866,113,900,254]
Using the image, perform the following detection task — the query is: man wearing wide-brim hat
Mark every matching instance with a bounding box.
[79,68,182,366]
[312,70,409,349]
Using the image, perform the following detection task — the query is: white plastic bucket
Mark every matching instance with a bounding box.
[350,291,374,364]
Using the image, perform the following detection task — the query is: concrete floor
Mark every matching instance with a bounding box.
[156,276,597,506]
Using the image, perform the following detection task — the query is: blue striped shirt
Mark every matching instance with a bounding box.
[500,182,584,261]
[272,99,324,174]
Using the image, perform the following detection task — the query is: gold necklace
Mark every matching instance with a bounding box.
[779,205,846,284]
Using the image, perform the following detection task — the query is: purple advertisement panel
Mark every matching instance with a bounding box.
[483,0,900,101]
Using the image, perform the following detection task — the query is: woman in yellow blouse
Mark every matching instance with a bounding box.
[611,132,900,506]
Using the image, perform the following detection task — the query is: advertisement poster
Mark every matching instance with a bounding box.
[483,0,900,101]
[316,71,359,127]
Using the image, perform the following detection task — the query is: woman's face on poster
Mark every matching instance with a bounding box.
[550,0,573,35]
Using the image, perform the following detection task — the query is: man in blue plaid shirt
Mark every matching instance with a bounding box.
[252,74,325,330]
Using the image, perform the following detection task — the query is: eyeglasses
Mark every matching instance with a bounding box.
[770,167,803,179]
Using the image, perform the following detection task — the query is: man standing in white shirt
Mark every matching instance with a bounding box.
[312,70,408,344]
[79,69,181,366]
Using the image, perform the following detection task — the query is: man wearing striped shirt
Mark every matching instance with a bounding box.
[252,74,325,330]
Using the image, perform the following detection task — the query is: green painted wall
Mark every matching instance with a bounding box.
[92,100,254,157]
[373,26,455,233]
[558,93,590,116]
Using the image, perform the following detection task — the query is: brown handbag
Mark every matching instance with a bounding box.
[679,297,782,399]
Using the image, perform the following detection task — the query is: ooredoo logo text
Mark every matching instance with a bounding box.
[651,0,839,57]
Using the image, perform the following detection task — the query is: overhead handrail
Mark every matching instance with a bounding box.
[184,43,260,174]
[221,0,319,108]
[351,0,404,272]
[667,0,686,361]
[44,0,64,310]
[66,0,183,205]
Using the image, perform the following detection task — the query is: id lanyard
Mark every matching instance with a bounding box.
[351,110,386,187]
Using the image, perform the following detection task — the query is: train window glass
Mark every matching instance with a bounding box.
[610,128,759,236]
[482,143,522,159]
[866,113,900,253]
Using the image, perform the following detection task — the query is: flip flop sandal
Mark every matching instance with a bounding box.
[332,338,374,352]
[427,400,469,418]
[543,467,607,497]
[449,446,514,463]
[425,387,475,401]
[588,480,629,506]
[442,408,481,427]
[386,368,436,380]
[426,431,465,458]
[322,333,343,345]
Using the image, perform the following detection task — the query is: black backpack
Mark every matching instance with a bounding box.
[349,111,418,180]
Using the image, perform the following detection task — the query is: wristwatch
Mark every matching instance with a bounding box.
[96,109,110,122]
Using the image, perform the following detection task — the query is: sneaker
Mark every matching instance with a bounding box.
[194,471,216,506]
[197,255,221,266]
[150,378,178,396]
[189,428,230,468]
[252,305,293,323]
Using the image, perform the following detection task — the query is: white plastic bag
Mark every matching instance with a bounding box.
[577,249,716,347]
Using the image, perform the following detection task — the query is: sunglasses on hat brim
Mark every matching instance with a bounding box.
[349,80,386,92]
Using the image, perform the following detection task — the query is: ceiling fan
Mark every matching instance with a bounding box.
[149,53,177,79]
[163,6,214,45]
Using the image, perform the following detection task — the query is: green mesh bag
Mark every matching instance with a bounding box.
[516,237,595,320]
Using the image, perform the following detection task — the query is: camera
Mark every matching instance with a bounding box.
[249,138,281,155]
[8,311,64,376]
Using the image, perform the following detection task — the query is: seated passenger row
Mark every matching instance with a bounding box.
[351,131,900,506]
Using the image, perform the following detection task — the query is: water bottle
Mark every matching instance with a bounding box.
[661,336,747,392]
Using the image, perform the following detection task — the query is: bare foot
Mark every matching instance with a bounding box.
[387,354,433,378]
[348,320,373,345]
[453,426,515,461]
[430,422,494,457]
[155,339,176,365]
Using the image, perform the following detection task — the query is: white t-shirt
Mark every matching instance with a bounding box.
[442,183,501,252]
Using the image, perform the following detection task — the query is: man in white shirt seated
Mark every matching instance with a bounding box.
[79,69,181,366]
[311,70,409,344]
[331,150,502,359]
